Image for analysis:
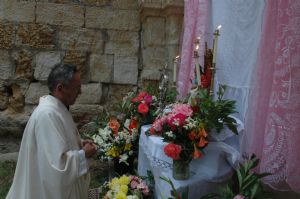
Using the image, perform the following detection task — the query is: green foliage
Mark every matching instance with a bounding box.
[0,161,16,199]
[201,154,272,199]
[165,87,178,104]
[160,176,188,199]
[189,85,238,134]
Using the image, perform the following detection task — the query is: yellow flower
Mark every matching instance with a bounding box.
[116,191,127,199]
[124,143,132,151]
[106,146,120,157]
[119,175,130,185]
[120,185,128,194]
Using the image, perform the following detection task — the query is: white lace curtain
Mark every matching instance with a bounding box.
[178,0,300,193]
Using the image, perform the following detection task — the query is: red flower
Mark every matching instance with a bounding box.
[138,91,148,98]
[129,118,138,132]
[132,96,143,103]
[201,74,210,88]
[164,143,182,160]
[173,113,187,126]
[138,103,149,115]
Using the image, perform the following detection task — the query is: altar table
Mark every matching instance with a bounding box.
[137,117,244,199]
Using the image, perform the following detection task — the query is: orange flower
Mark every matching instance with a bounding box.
[108,118,120,134]
[188,130,197,141]
[198,136,208,148]
[193,145,203,159]
[199,128,208,138]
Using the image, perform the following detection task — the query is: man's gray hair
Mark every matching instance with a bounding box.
[47,64,78,93]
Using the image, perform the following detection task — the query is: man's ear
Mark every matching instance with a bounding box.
[56,83,64,92]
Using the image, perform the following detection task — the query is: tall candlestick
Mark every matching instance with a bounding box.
[173,55,180,83]
[194,37,201,86]
[212,25,221,64]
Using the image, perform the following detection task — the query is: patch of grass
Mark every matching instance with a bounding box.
[0,161,16,199]
[0,160,111,199]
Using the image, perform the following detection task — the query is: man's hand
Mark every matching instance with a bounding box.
[82,140,97,158]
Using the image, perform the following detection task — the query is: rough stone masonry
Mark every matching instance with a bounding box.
[0,0,183,151]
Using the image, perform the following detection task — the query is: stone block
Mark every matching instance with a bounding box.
[81,0,110,6]
[86,7,139,31]
[90,54,114,83]
[111,0,138,9]
[75,83,102,104]
[143,17,166,46]
[16,23,55,49]
[0,23,15,49]
[70,104,104,125]
[0,91,9,110]
[12,50,33,80]
[113,56,138,85]
[63,51,89,82]
[36,3,84,27]
[58,27,103,52]
[105,84,136,111]
[34,51,62,81]
[166,15,182,45]
[142,46,167,70]
[0,1,35,23]
[25,83,49,105]
[0,50,13,80]
[105,30,139,56]
[8,84,25,113]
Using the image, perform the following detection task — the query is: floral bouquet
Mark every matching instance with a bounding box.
[148,103,208,163]
[101,175,150,199]
[120,91,158,127]
[91,118,139,165]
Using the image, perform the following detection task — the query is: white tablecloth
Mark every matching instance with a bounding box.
[138,117,244,199]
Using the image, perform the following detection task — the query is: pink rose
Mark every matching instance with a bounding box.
[144,94,153,105]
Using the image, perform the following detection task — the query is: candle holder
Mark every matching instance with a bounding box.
[209,63,216,96]
[158,63,169,115]
[193,37,201,87]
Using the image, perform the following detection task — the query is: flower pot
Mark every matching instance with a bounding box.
[172,159,190,180]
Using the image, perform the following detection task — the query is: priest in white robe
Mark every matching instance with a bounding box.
[6,64,97,199]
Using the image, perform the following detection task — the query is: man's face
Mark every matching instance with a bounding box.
[61,72,82,106]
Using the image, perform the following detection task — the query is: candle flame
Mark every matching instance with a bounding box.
[217,25,222,30]
[175,55,180,59]
[195,45,199,50]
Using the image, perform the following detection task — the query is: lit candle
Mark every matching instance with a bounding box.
[194,37,201,86]
[173,55,180,83]
[212,25,222,64]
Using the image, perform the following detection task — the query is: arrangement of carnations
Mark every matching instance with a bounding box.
[101,175,150,199]
[147,86,238,180]
[121,91,158,127]
[148,103,208,163]
[91,118,139,165]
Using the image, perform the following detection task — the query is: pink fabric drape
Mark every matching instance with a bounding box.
[177,0,211,99]
[244,0,300,192]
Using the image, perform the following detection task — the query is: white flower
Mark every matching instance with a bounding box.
[127,195,139,199]
[165,131,173,137]
[119,154,129,164]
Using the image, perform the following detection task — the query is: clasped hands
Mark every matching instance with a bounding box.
[82,139,97,158]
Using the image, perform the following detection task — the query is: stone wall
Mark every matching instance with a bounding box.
[0,0,183,139]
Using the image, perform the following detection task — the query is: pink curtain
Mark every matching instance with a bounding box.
[243,0,300,192]
[177,0,211,99]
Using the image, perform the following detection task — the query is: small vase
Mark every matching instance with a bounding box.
[172,159,190,180]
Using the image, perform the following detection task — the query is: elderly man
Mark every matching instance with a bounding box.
[6,64,97,199]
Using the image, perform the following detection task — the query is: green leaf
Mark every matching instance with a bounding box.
[237,170,243,190]
[250,183,259,199]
